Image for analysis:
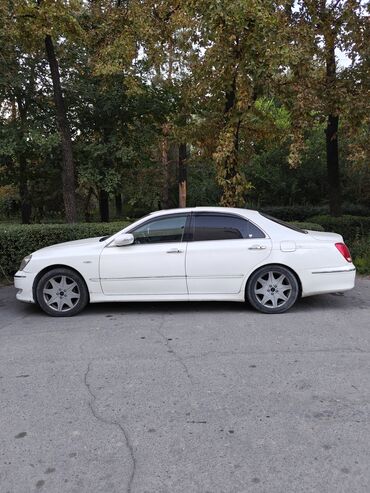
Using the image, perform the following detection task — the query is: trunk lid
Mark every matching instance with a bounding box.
[307,230,343,242]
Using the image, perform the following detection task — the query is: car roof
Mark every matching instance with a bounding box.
[148,207,260,217]
[121,206,303,240]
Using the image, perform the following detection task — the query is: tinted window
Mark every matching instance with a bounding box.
[193,214,265,241]
[260,213,308,234]
[248,221,266,238]
[132,215,187,244]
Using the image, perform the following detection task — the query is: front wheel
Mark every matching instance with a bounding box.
[36,268,89,317]
[246,265,299,314]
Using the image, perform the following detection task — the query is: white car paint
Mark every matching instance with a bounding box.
[100,241,188,296]
[185,236,272,295]
[14,207,356,308]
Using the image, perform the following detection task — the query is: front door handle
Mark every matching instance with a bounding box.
[248,245,267,250]
[166,248,184,254]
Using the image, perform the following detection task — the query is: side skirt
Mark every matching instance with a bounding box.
[89,293,245,303]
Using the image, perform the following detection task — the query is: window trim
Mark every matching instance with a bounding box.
[127,213,191,245]
[188,212,267,242]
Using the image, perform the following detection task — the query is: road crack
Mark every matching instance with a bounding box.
[83,362,137,493]
[154,318,194,385]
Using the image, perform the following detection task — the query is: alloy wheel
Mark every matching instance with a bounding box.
[42,275,81,312]
[254,270,292,309]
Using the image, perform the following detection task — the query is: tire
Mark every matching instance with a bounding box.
[246,265,299,314]
[36,268,89,317]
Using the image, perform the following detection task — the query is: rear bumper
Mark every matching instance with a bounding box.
[14,271,36,303]
[301,265,356,297]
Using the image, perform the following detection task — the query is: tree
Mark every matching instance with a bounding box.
[75,0,140,221]
[137,1,195,209]
[284,0,368,216]
[1,0,368,223]
[185,0,290,207]
[178,142,187,207]
[0,2,47,223]
[43,31,77,222]
[13,0,85,222]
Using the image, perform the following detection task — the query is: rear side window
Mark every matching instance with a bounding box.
[193,214,265,241]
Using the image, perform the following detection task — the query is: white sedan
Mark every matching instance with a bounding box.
[14,207,356,316]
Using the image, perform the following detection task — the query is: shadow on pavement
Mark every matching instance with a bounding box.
[2,282,366,322]
[8,293,362,319]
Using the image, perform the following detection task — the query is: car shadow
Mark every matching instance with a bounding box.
[4,285,366,319]
[79,291,363,317]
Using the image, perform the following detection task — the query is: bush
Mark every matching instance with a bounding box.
[258,205,327,222]
[347,236,370,276]
[340,204,370,217]
[258,205,370,222]
[0,186,19,220]
[0,221,130,277]
[308,215,370,243]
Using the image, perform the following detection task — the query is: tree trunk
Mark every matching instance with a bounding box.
[325,34,341,216]
[84,187,93,222]
[178,143,187,208]
[99,189,110,222]
[115,193,123,217]
[15,100,32,224]
[19,154,32,224]
[217,75,243,207]
[161,124,170,209]
[326,114,341,216]
[44,34,77,223]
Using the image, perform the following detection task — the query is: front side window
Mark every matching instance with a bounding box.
[132,215,187,244]
[193,214,265,241]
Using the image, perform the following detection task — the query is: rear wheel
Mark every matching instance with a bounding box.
[247,265,299,314]
[36,268,88,317]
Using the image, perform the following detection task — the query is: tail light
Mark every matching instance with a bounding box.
[335,243,352,262]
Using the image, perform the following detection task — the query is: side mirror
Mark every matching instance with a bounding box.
[113,233,134,247]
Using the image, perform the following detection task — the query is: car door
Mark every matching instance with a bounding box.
[100,214,189,296]
[186,212,272,295]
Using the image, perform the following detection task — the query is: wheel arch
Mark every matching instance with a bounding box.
[32,264,90,304]
[244,263,303,301]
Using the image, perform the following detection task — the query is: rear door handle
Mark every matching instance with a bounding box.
[166,248,184,254]
[248,245,267,250]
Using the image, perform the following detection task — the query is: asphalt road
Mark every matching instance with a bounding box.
[1,279,370,493]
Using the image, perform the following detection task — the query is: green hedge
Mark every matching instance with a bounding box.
[0,222,130,277]
[260,205,327,221]
[348,236,370,275]
[308,215,370,243]
[259,205,370,222]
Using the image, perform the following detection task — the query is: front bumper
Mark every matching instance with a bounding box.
[14,271,37,303]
